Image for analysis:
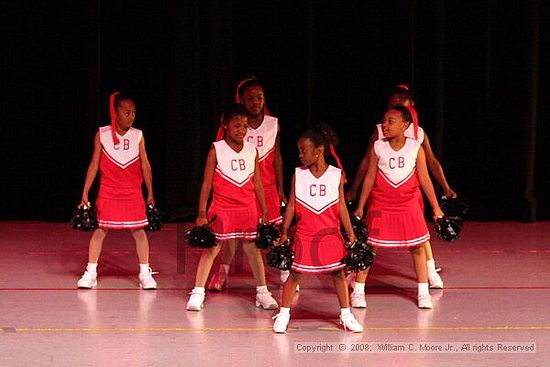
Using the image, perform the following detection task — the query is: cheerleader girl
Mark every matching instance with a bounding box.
[353,106,444,309]
[347,85,449,308]
[272,125,362,333]
[186,103,278,311]
[208,76,288,292]
[77,92,157,290]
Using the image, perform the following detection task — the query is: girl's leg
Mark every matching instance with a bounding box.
[187,243,222,311]
[332,270,363,332]
[273,271,302,333]
[78,228,108,288]
[88,228,108,263]
[242,240,278,309]
[242,240,267,286]
[131,228,157,289]
[350,267,370,308]
[410,244,432,309]
[410,244,428,283]
[280,271,302,308]
[208,240,237,291]
[350,246,377,307]
[131,228,149,264]
[424,241,443,288]
[332,270,350,308]
[194,244,223,287]
[423,241,434,261]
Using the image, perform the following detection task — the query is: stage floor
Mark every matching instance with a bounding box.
[1,221,549,367]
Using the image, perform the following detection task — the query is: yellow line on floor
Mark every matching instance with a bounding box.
[2,325,550,333]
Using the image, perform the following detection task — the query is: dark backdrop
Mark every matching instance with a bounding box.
[2,0,549,222]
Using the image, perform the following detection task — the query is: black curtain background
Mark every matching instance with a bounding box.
[2,0,549,222]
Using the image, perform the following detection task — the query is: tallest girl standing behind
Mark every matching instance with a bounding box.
[208,76,288,291]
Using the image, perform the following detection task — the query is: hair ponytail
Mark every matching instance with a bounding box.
[301,123,347,183]
[109,92,120,145]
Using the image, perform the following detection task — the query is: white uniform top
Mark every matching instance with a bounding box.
[213,140,257,187]
[376,123,425,144]
[245,115,278,162]
[374,138,421,189]
[99,126,142,169]
[294,165,341,215]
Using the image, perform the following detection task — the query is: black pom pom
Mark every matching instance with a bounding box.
[266,241,295,271]
[144,204,162,232]
[440,197,469,219]
[71,204,98,232]
[185,225,217,248]
[435,216,463,242]
[341,241,376,272]
[256,223,280,249]
[341,215,368,244]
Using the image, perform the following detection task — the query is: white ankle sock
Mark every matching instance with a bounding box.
[193,286,205,294]
[139,263,150,274]
[86,263,97,273]
[256,285,268,293]
[427,259,436,273]
[340,307,352,317]
[279,307,290,315]
[418,282,429,296]
[353,282,365,293]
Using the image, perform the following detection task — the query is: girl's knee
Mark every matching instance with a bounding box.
[131,228,147,238]
[206,246,221,257]
[242,241,259,255]
[92,228,108,239]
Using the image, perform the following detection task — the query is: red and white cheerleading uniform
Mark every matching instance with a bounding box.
[245,115,282,225]
[377,123,426,210]
[96,126,148,229]
[291,165,346,274]
[208,140,259,241]
[366,138,430,248]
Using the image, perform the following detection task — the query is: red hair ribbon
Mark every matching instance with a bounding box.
[329,143,347,184]
[109,92,120,146]
[320,130,347,183]
[234,77,270,116]
[215,123,224,141]
[406,105,419,140]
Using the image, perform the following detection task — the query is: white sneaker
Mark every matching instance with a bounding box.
[77,271,97,289]
[418,293,433,309]
[350,291,367,308]
[428,271,444,289]
[272,312,290,333]
[340,313,363,332]
[139,268,158,290]
[256,290,278,310]
[186,289,205,311]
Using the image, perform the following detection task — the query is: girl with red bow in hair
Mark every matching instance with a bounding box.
[77,92,157,290]
[352,106,445,309]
